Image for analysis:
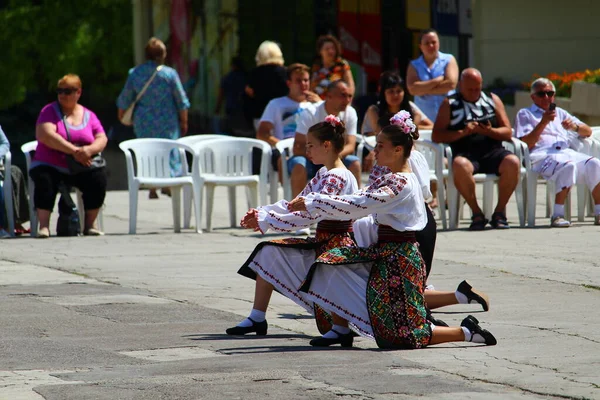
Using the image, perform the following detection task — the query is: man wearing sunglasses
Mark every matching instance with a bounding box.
[515,77,600,227]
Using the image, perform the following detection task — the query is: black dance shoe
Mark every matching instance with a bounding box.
[309,329,354,347]
[225,318,268,336]
[426,308,449,327]
[461,315,497,345]
[457,280,490,311]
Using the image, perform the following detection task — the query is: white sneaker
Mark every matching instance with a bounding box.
[551,216,571,228]
[294,227,311,236]
[0,229,11,239]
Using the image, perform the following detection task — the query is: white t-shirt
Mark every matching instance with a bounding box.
[260,96,311,140]
[296,101,358,136]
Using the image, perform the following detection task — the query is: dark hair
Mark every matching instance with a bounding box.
[377,71,412,129]
[419,28,439,43]
[316,34,342,59]
[327,79,347,93]
[380,123,420,158]
[307,120,346,153]
[287,63,310,80]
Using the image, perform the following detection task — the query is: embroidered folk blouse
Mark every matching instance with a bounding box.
[304,168,426,232]
[257,167,358,234]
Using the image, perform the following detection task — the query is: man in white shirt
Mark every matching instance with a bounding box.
[289,80,361,198]
[255,64,312,175]
[514,77,600,227]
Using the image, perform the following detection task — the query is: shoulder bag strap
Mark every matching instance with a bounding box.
[57,105,73,143]
[131,65,164,107]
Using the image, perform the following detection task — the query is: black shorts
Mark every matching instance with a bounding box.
[456,147,513,176]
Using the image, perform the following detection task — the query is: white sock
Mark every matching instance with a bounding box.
[553,204,565,218]
[462,326,485,343]
[594,205,600,215]
[455,291,468,304]
[425,284,435,291]
[322,324,350,339]
[237,308,266,327]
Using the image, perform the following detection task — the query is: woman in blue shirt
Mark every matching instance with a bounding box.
[407,29,458,122]
[117,37,191,199]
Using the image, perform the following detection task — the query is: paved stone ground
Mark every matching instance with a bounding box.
[0,183,598,399]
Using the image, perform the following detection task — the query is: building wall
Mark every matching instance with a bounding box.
[472,0,600,85]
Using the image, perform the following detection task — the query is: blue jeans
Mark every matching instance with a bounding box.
[287,155,360,179]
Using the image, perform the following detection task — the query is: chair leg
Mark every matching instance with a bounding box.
[546,181,553,218]
[193,181,203,233]
[171,186,181,233]
[248,183,259,211]
[483,181,494,219]
[128,184,139,234]
[228,186,237,228]
[587,189,595,217]
[527,174,537,227]
[28,179,38,237]
[269,169,279,203]
[577,184,586,222]
[97,206,104,232]
[182,185,192,229]
[515,177,526,227]
[4,179,14,237]
[436,178,447,230]
[206,184,215,232]
[565,191,572,221]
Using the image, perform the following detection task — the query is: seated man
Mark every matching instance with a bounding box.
[515,77,600,227]
[255,63,312,177]
[433,68,520,230]
[290,80,361,198]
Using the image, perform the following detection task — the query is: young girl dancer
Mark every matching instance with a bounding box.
[226,115,359,336]
[289,111,496,348]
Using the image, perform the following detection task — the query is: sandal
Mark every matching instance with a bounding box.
[489,211,510,229]
[469,213,488,231]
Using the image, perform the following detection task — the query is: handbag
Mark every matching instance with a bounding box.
[56,182,81,237]
[61,111,106,175]
[120,65,163,126]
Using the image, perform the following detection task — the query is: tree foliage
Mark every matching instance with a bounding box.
[0,0,133,110]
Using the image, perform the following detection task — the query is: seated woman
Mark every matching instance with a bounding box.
[30,74,107,238]
[289,111,496,348]
[0,126,30,237]
[226,116,358,337]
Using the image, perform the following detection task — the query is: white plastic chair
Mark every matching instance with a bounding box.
[119,138,200,234]
[274,138,295,201]
[525,136,598,226]
[177,134,229,229]
[21,141,104,237]
[190,138,271,232]
[446,138,527,229]
[1,151,15,237]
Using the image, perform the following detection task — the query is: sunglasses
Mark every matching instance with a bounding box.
[535,90,555,98]
[56,88,78,95]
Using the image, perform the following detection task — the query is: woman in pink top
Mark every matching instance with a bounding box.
[30,74,108,238]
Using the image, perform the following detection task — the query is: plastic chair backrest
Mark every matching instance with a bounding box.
[119,138,193,179]
[193,138,270,178]
[177,134,228,147]
[275,138,295,176]
[21,141,38,169]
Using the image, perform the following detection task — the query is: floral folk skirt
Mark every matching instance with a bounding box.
[300,241,431,349]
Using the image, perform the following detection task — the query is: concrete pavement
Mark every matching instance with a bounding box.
[0,183,598,399]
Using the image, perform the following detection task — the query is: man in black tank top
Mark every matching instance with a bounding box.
[432,68,520,230]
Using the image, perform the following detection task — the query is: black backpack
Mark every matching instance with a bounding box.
[56,183,81,237]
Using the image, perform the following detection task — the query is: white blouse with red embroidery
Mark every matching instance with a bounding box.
[304,168,426,232]
[256,167,358,234]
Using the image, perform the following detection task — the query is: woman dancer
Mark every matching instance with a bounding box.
[289,111,496,348]
[226,115,358,336]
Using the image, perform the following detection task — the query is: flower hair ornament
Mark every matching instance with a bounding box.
[389,110,416,137]
[324,114,342,127]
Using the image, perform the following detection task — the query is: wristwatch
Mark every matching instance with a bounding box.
[574,124,580,133]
